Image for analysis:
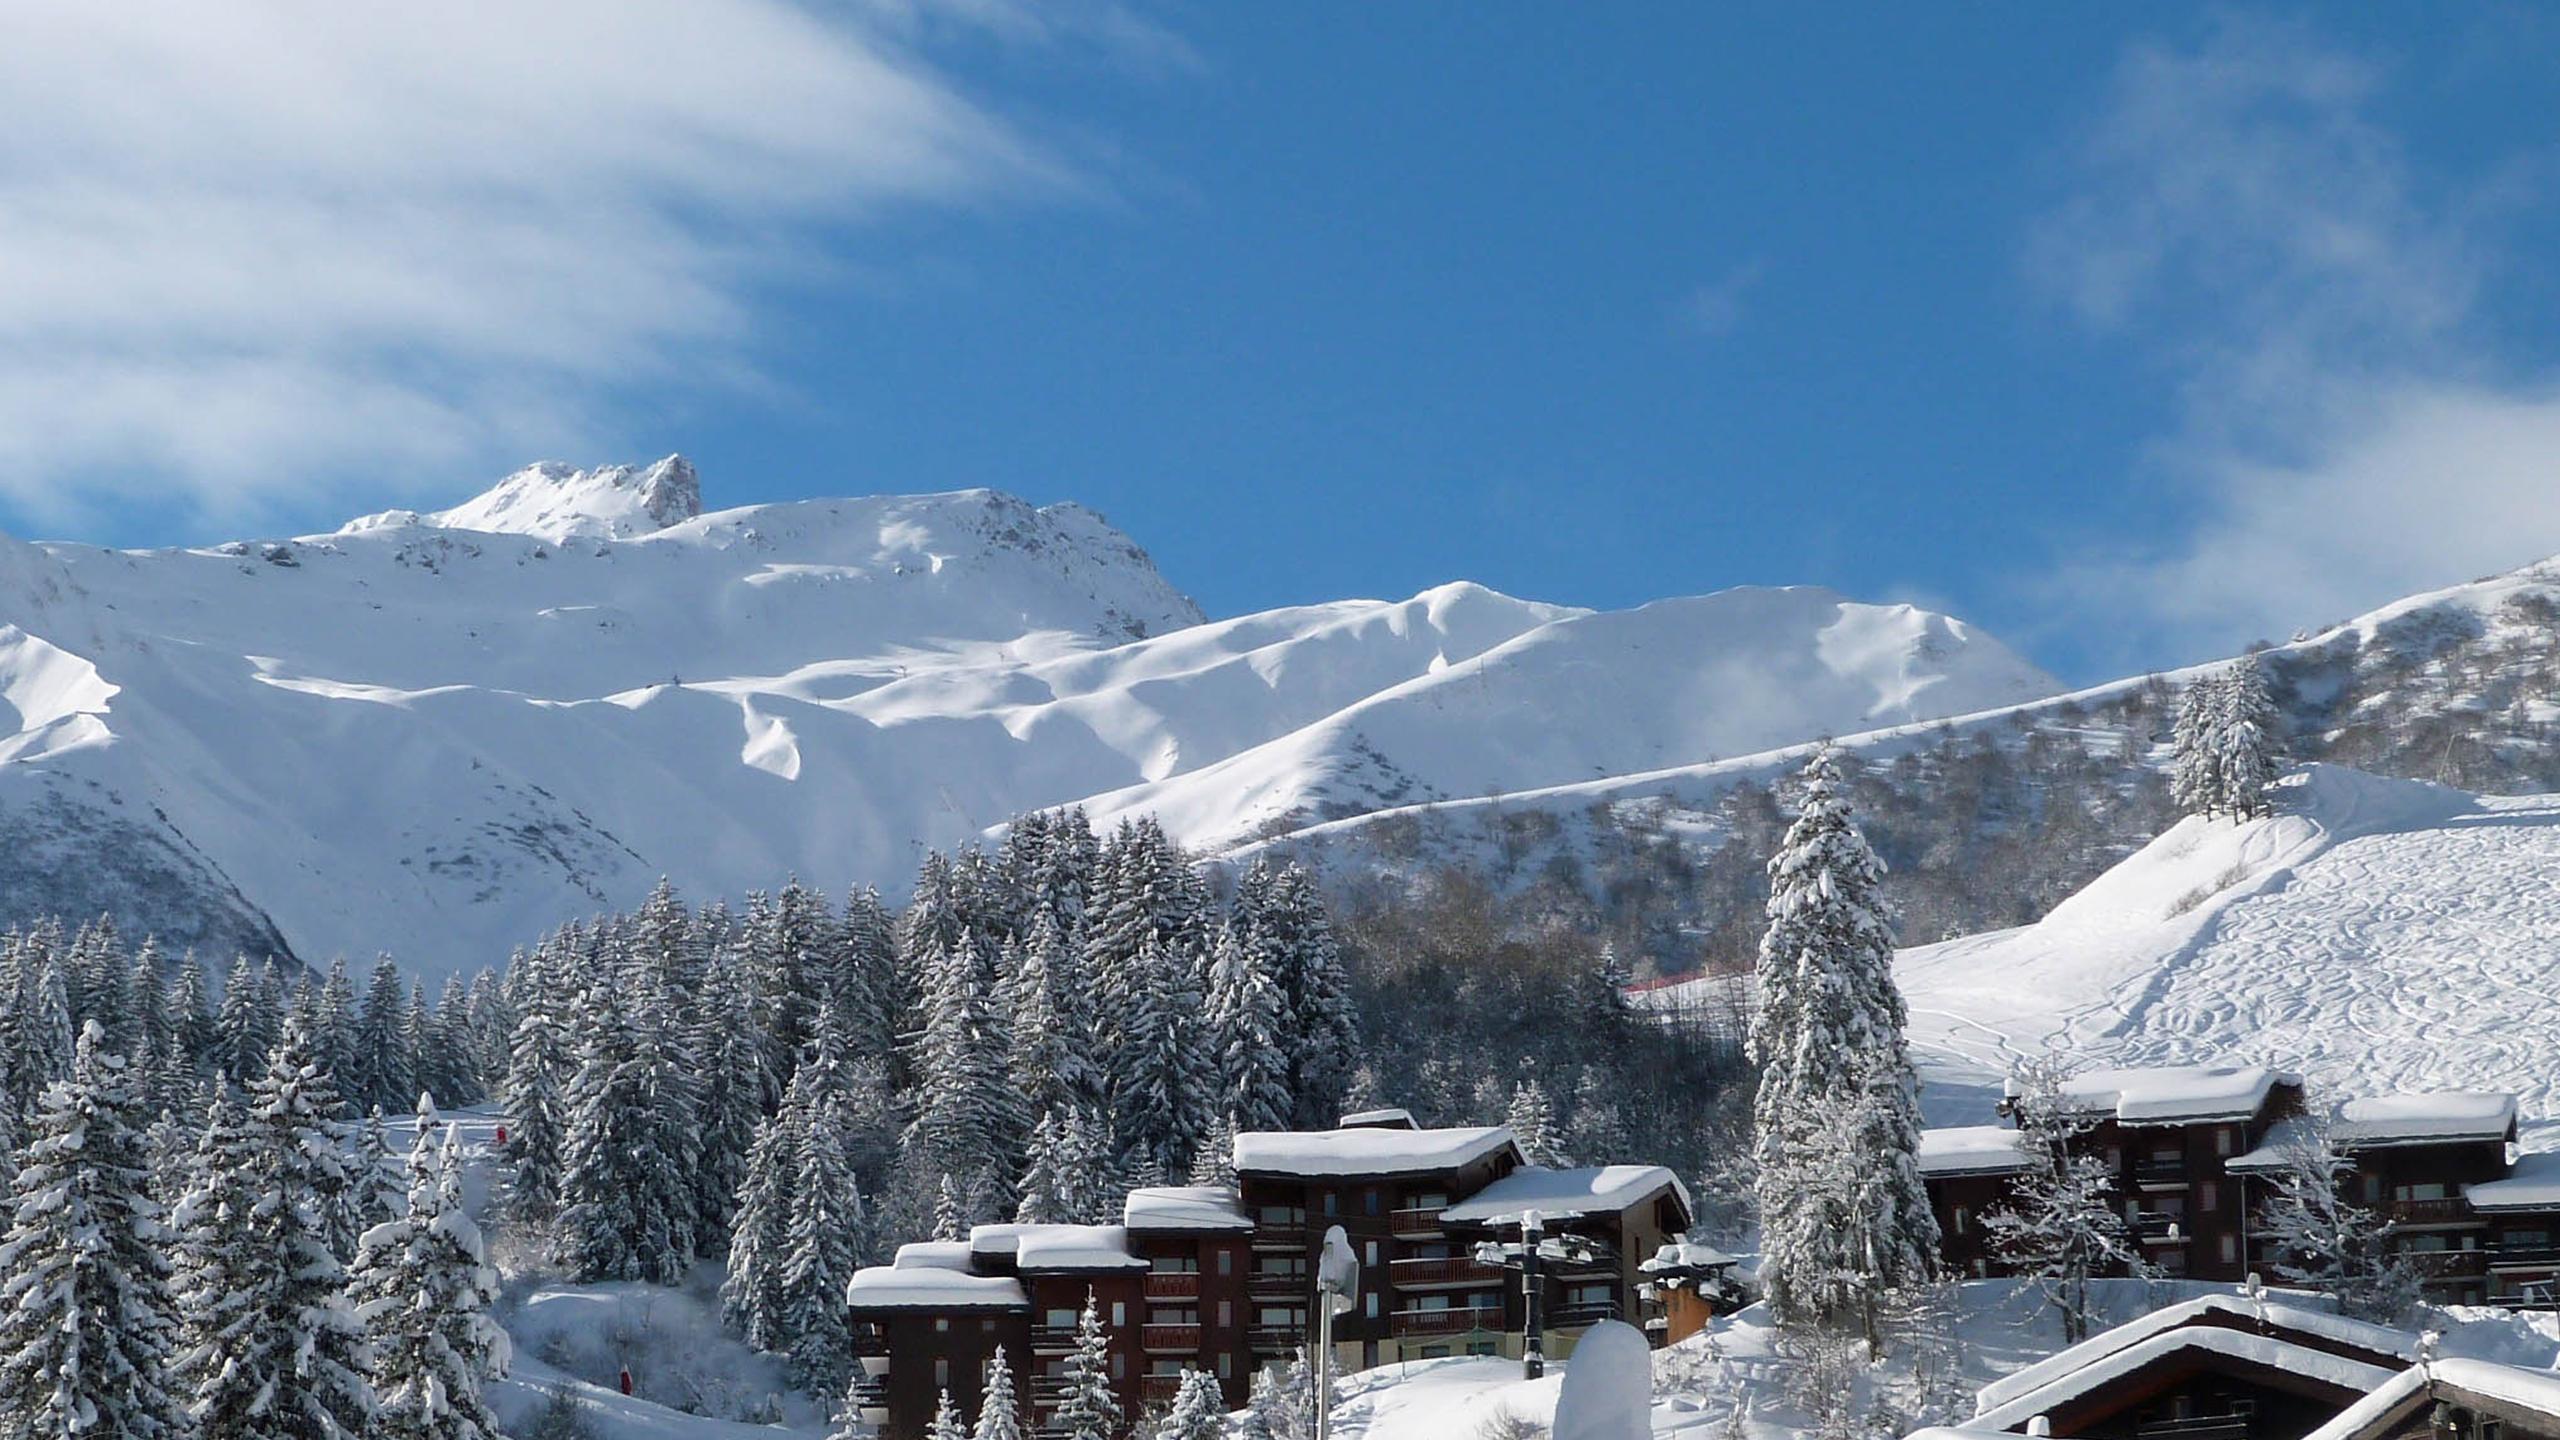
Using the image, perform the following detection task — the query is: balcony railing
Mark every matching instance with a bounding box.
[2135,1416,2251,1440]
[2134,1160,2190,1188]
[2129,1213,2188,1241]
[1141,1324,1202,1353]
[1248,1325,1302,1354]
[850,1330,889,1357]
[1255,1207,1309,1228]
[2389,1197,2474,1224]
[1140,1377,1185,1404]
[1390,1256,1506,1287]
[1144,1272,1201,1300]
[2404,1249,2487,1278]
[1249,1272,1307,1298]
[1391,1308,1501,1338]
[1548,1302,1620,1328]
[1389,1206,1444,1236]
[2491,1245,2560,1267]
[1030,1324,1078,1350]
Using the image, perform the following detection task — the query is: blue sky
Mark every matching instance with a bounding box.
[5,4,2559,681]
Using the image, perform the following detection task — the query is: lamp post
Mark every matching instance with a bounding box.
[1472,1209,1597,1380]
[1313,1225,1359,1440]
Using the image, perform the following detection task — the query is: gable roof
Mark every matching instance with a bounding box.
[1233,1124,1519,1179]
[1976,1294,2415,1416]
[1123,1184,1252,1233]
[2303,1359,2560,1440]
[1974,1328,2397,1432]
[1918,1125,2031,1178]
[2047,1064,2297,1126]
[1438,1164,1691,1227]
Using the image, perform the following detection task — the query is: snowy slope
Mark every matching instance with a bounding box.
[1891,763,2560,1130]
[0,458,2058,980]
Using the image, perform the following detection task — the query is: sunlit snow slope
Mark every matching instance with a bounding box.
[0,458,2058,980]
[1895,764,2560,1127]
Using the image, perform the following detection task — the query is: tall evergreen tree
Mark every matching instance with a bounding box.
[1051,1294,1120,1440]
[1157,1371,1225,1440]
[173,1026,374,1440]
[556,970,698,1284]
[356,957,412,1113]
[352,1123,506,1440]
[971,1346,1022,1440]
[1504,1075,1562,1167]
[1747,747,1939,1345]
[777,1006,867,1395]
[500,943,573,1225]
[1202,923,1291,1133]
[1113,936,1209,1182]
[169,952,219,1075]
[0,1023,181,1440]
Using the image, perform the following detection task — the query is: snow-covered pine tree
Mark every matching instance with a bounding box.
[1113,935,1211,1183]
[1189,1112,1239,1189]
[905,926,1019,1217]
[1156,1370,1225,1440]
[933,1173,968,1242]
[66,917,129,1048]
[2170,671,2229,818]
[1007,910,1107,1130]
[1015,1109,1068,1224]
[839,885,902,1062]
[0,1022,182,1440]
[175,1025,375,1440]
[127,940,173,1066]
[928,1390,968,1440]
[1056,1105,1119,1225]
[1979,1058,2137,1343]
[1564,1067,1629,1168]
[313,957,358,1104]
[971,1346,1022,1440]
[351,1123,507,1440]
[556,967,698,1284]
[691,948,765,1246]
[720,1101,800,1352]
[420,975,480,1108]
[356,956,412,1113]
[825,1375,872,1440]
[1748,746,1939,1345]
[1241,862,1357,1129]
[777,1006,867,1396]
[1238,1365,1304,1440]
[1202,923,1291,1134]
[168,952,218,1075]
[4,947,73,1123]
[2216,656,2284,821]
[1504,1075,1563,1166]
[2254,1106,2417,1322]
[1051,1293,1120,1440]
[501,943,574,1225]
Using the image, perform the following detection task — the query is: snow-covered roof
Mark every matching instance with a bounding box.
[2334,1091,2517,1146]
[890,1241,976,1272]
[1339,1107,1417,1129]
[846,1264,1029,1311]
[1438,1165,1689,1226]
[1233,1124,1519,1179]
[2302,1359,2560,1440]
[1123,1185,1252,1233]
[1638,1241,1739,1275]
[1973,1328,2399,1430]
[2224,1117,2311,1175]
[1917,1125,2031,1177]
[1975,1294,2414,1415]
[2050,1064,2297,1125]
[967,1223,1145,1273]
[2466,1149,2560,1212]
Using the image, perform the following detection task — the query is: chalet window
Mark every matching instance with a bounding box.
[1153,1306,1201,1324]
[934,1359,949,1386]
[2198,1181,2218,1210]
[1217,1251,1233,1276]
[2220,1235,2237,1264]
[1322,1192,1339,1216]
[934,1318,949,1333]
[2216,1128,2234,1156]
[1365,1293,1379,1318]
[1952,1207,1969,1236]
[981,1318,995,1333]
[2364,1175,2384,1203]
[1152,1256,1199,1273]
[1468,1291,1501,1311]
[1218,1301,1232,1327]
[2507,1229,2550,1248]
[2396,1182,2450,1202]
[1046,1309,1077,1327]
[1364,1241,1380,1266]
[1409,1191,1449,1210]
[1149,1360,1184,1377]
[2106,1147,2122,1169]
[1364,1189,1381,1216]
[1111,1354,1124,1380]
[1466,1341,1497,1357]
[1218,1354,1232,1379]
[1111,1302,1127,1326]
[1419,1345,1451,1360]
[1258,1307,1298,1327]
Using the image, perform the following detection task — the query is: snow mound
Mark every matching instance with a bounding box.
[1894,764,2560,1133]
[1551,1321,1653,1440]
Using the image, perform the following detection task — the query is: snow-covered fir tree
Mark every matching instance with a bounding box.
[1565,1067,1629,1167]
[1979,1058,2137,1343]
[1235,860,1358,1129]
[971,1346,1021,1440]
[556,970,698,1283]
[1504,1074,1563,1166]
[174,1026,374,1440]
[719,1099,799,1353]
[500,942,573,1224]
[933,1173,968,1242]
[1051,1293,1120,1440]
[0,1023,181,1440]
[351,1122,506,1440]
[2254,1106,2417,1321]
[1113,935,1210,1182]
[776,1006,868,1395]
[1189,1112,1239,1189]
[905,926,1019,1220]
[927,1390,967,1440]
[2216,656,2284,820]
[355,957,412,1114]
[691,948,766,1246]
[1748,747,1939,1344]
[1156,1371,1225,1440]
[1203,923,1291,1133]
[3,947,73,1126]
[1006,911,1106,1131]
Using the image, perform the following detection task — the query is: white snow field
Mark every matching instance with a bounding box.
[0,456,2057,979]
[1890,763,2560,1134]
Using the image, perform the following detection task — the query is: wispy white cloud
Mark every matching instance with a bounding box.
[1677,260,1766,339]
[0,0,1099,529]
[2027,14,2560,665]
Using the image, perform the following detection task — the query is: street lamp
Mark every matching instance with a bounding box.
[1313,1225,1359,1440]
[1472,1209,1598,1379]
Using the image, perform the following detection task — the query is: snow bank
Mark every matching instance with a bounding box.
[2467,1151,2560,1211]
[1550,1321,1652,1440]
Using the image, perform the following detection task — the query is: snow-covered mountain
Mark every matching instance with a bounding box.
[1894,763,2560,1133]
[0,458,2060,980]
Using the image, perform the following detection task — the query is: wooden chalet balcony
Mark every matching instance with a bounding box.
[1248,1325,1301,1354]
[1141,1324,1202,1353]
[1140,1376,1185,1405]
[1548,1302,1620,1328]
[2129,1212,2187,1241]
[2135,1415,2251,1440]
[2405,1249,2488,1279]
[1249,1272,1306,1298]
[1391,1307,1500,1338]
[1030,1323,1079,1351]
[2389,1196,2474,1224]
[1144,1272,1201,1300]
[850,1329,889,1357]
[2491,1244,2560,1267]
[2133,1159,2190,1188]
[1389,1206,1444,1236]
[1390,1256,1505,1288]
